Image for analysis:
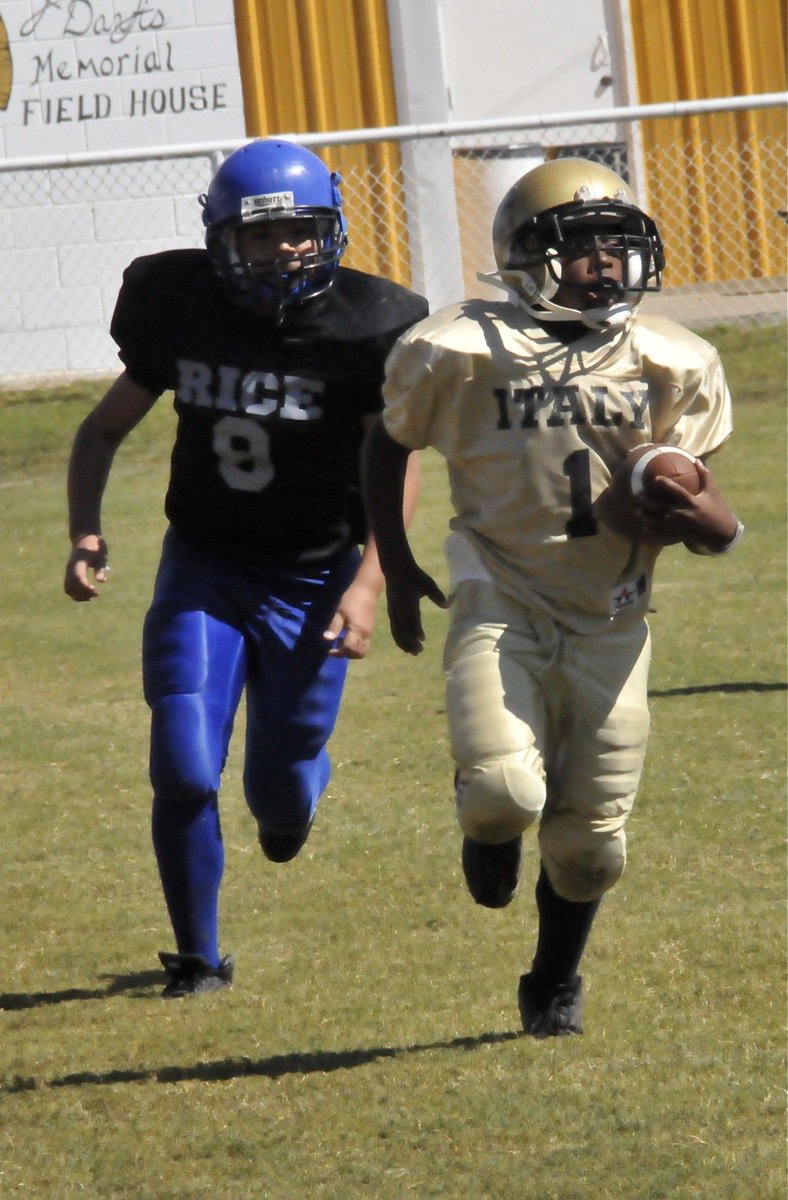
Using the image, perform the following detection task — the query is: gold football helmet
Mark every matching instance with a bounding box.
[490,157,664,329]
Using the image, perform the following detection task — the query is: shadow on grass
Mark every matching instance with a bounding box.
[648,679,786,698]
[0,970,163,1010]
[3,1029,523,1094]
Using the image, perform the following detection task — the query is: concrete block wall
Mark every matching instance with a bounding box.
[0,1,247,383]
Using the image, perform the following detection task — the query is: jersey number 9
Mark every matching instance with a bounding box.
[213,415,274,493]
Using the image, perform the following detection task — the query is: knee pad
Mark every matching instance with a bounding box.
[456,753,545,843]
[539,816,626,903]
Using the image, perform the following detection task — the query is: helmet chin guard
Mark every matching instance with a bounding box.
[478,268,635,330]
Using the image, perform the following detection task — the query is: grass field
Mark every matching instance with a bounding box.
[0,325,785,1199]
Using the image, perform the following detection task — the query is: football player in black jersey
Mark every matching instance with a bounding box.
[64,139,428,998]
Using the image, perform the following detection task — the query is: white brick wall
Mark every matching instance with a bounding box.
[0,1,245,382]
[93,197,178,243]
[0,159,212,380]
[12,203,95,247]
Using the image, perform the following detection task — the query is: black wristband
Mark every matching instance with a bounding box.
[71,537,109,569]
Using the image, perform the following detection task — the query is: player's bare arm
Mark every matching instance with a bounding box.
[361,417,448,655]
[65,371,159,601]
[326,417,423,659]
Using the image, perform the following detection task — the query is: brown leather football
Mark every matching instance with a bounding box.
[629,445,703,497]
[599,444,703,540]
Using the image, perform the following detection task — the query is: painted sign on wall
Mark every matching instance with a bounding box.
[0,1,246,157]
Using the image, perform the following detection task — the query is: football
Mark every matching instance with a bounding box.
[600,444,703,541]
[629,445,703,497]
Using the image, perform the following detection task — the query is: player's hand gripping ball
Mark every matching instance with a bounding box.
[600,444,703,541]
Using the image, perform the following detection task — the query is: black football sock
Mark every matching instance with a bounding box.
[530,865,601,990]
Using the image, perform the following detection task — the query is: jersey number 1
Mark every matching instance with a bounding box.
[563,450,597,538]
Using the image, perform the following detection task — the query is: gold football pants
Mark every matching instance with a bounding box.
[444,581,651,902]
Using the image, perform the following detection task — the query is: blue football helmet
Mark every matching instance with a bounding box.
[200,139,348,312]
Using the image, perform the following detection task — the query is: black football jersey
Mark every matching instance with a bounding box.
[110,250,428,564]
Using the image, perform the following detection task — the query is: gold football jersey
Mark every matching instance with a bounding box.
[382,300,733,634]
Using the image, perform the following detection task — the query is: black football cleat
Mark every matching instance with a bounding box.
[461,834,522,908]
[258,819,313,863]
[518,972,584,1038]
[158,952,234,999]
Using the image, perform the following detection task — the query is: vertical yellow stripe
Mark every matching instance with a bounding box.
[229,0,408,283]
[629,0,786,285]
[0,15,13,111]
[232,0,265,131]
[354,0,398,126]
[727,0,770,275]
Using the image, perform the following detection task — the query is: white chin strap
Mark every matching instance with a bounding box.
[477,271,634,331]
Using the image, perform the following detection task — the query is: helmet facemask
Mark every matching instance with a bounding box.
[206,205,347,315]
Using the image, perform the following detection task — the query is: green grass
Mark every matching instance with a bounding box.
[0,326,785,1200]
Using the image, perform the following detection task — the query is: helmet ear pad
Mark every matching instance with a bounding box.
[626,249,646,289]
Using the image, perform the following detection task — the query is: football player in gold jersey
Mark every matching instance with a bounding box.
[362,157,743,1037]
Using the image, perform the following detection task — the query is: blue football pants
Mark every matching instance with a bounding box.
[142,529,358,965]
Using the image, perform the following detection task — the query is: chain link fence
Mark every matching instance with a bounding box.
[1,99,785,386]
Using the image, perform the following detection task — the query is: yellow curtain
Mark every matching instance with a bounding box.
[629,0,787,284]
[0,16,12,111]
[232,0,411,284]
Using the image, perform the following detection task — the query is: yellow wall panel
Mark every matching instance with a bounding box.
[231,0,410,284]
[0,15,12,111]
[729,0,787,93]
[630,0,786,285]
